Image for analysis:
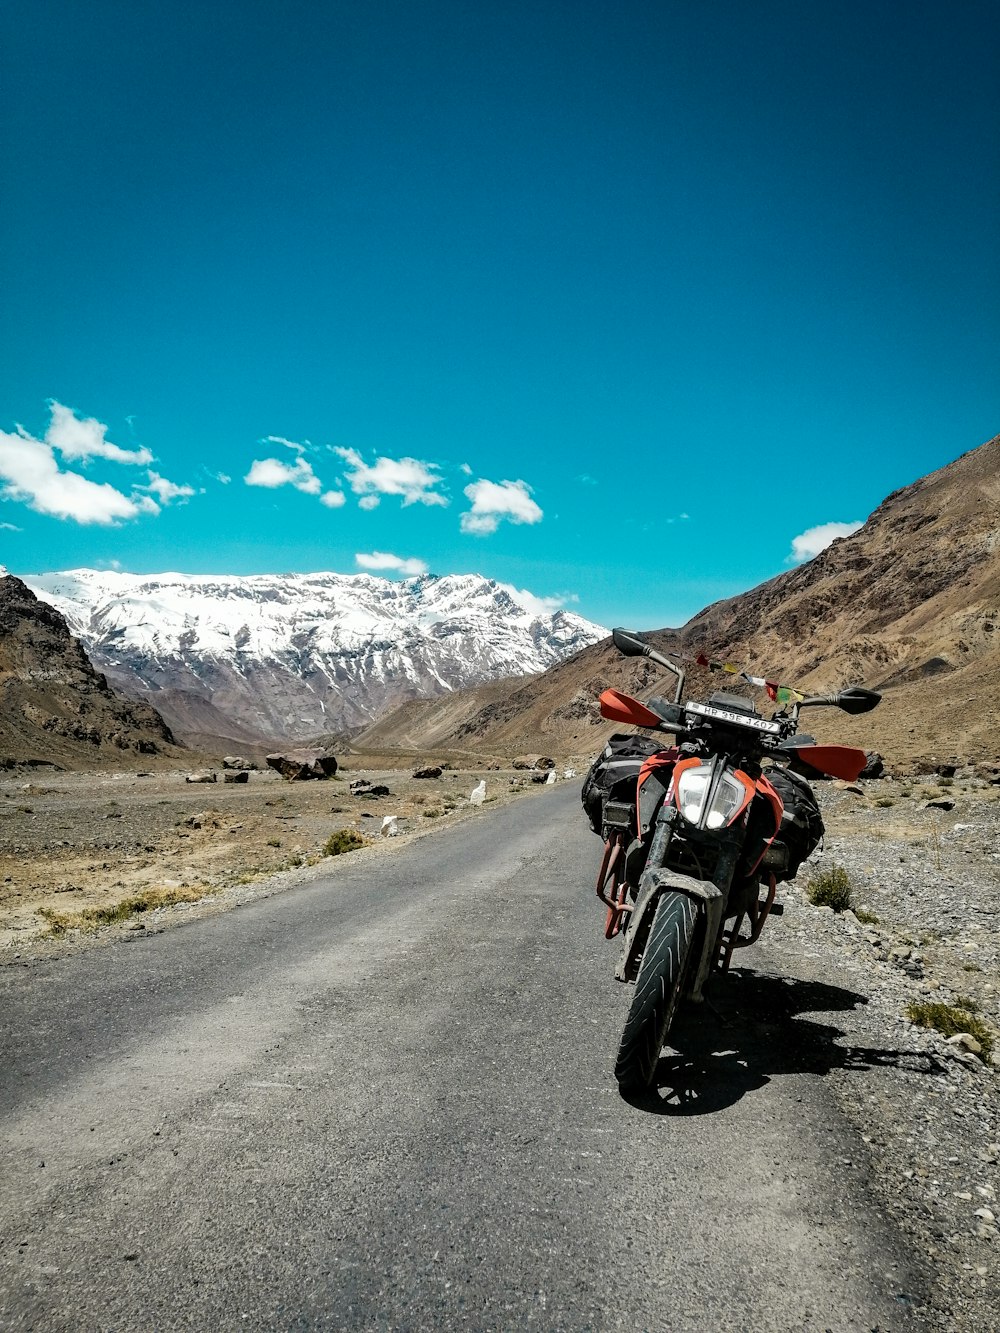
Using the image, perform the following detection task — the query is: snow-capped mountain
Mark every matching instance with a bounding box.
[24,570,608,742]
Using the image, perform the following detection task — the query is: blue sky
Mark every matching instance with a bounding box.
[2,0,998,631]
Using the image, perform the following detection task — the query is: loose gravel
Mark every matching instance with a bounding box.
[771,772,1000,1332]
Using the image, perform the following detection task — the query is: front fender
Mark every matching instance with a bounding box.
[614,868,724,989]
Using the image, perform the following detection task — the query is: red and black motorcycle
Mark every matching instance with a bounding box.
[587,628,880,1093]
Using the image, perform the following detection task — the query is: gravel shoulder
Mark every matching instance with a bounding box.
[770,772,1000,1332]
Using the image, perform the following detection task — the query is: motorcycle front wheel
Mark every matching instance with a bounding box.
[614,891,697,1092]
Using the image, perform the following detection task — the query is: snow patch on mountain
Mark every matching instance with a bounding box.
[24,570,608,741]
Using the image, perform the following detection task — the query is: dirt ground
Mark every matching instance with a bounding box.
[0,757,563,957]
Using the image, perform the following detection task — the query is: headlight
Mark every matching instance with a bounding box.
[676,765,747,829]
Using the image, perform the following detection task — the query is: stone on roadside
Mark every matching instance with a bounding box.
[412,766,443,780]
[224,770,249,783]
[186,770,217,784]
[469,781,486,805]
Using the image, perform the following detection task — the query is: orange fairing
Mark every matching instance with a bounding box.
[790,744,868,782]
[755,773,784,837]
[599,688,664,729]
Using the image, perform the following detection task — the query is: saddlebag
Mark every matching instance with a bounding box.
[764,766,825,880]
[581,732,666,836]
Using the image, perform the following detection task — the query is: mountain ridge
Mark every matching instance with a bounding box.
[23,569,608,743]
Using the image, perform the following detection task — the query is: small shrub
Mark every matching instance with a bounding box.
[423,808,443,819]
[905,1001,993,1058]
[873,796,895,808]
[267,837,282,848]
[953,994,979,1012]
[323,828,365,856]
[962,961,982,973]
[854,907,880,925]
[938,776,954,788]
[806,864,852,912]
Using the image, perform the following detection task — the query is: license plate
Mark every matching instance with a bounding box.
[685,701,782,734]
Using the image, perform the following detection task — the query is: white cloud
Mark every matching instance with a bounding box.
[141,471,196,504]
[0,424,157,525]
[460,478,543,535]
[45,401,152,466]
[244,456,322,495]
[0,401,199,526]
[264,435,309,454]
[320,490,346,508]
[0,521,22,531]
[355,550,429,577]
[788,520,864,563]
[335,447,447,508]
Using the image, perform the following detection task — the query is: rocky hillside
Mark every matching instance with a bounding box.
[0,574,180,770]
[360,434,1000,770]
[24,571,607,743]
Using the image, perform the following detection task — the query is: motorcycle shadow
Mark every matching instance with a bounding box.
[626,969,944,1116]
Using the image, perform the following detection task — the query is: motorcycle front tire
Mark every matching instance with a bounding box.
[614,891,697,1092]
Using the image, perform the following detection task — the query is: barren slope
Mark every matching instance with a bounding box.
[368,435,1000,769]
[0,575,184,771]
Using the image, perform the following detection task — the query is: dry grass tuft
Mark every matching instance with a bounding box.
[905,1000,993,1058]
[806,864,853,912]
[323,828,366,856]
[39,884,212,934]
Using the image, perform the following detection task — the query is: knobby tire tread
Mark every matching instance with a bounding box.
[615,892,697,1092]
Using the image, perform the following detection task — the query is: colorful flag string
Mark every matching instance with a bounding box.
[673,650,806,703]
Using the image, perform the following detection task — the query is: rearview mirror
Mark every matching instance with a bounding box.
[612,627,650,658]
[833,686,882,715]
[611,627,686,703]
[798,685,881,715]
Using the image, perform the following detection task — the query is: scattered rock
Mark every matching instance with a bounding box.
[924,798,955,811]
[412,766,443,780]
[859,752,885,779]
[266,750,338,781]
[185,770,217,784]
[223,770,249,784]
[512,755,556,771]
[469,781,486,806]
[350,780,390,798]
[946,1032,983,1055]
[380,815,399,837]
[222,756,256,771]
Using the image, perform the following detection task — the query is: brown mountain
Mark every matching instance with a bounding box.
[356,434,1000,770]
[0,575,182,770]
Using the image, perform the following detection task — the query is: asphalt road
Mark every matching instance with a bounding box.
[0,783,925,1331]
